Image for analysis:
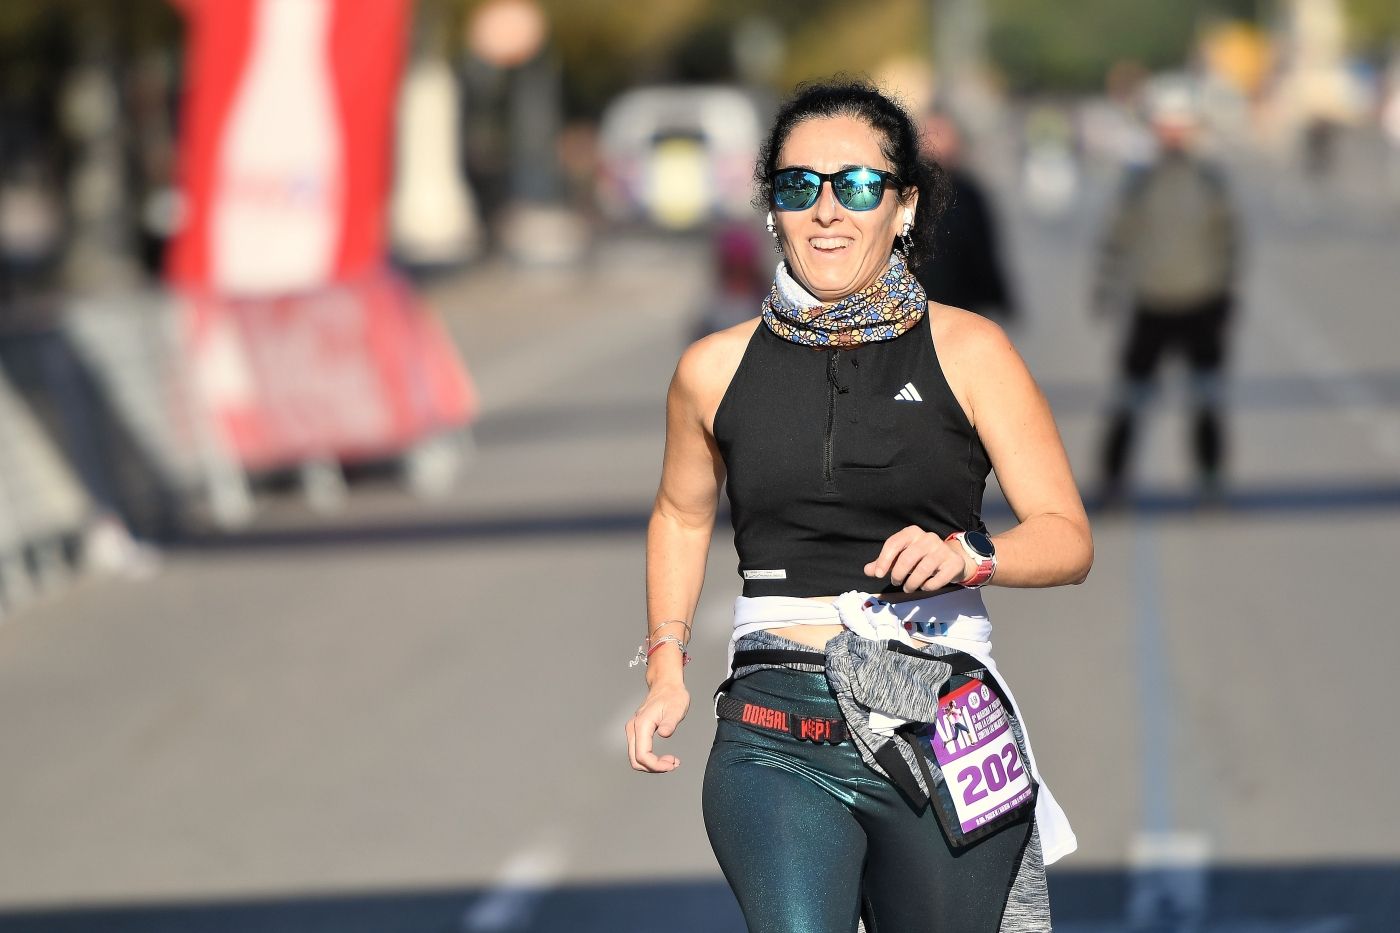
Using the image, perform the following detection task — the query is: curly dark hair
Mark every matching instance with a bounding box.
[754,78,950,271]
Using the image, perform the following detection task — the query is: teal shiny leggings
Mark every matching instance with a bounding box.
[703,667,1036,933]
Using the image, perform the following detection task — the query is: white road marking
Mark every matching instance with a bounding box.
[1128,524,1215,928]
[1117,515,1359,932]
[460,837,569,931]
[1126,831,1211,928]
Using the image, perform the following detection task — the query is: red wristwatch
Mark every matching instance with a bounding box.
[945,531,997,587]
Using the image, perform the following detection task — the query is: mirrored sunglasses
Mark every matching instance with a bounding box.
[770,166,903,212]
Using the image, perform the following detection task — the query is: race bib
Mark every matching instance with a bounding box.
[925,679,1034,835]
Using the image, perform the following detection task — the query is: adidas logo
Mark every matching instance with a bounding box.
[894,382,923,402]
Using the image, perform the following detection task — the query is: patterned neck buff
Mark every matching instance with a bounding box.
[762,253,927,349]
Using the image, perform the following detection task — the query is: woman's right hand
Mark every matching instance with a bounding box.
[626,680,691,773]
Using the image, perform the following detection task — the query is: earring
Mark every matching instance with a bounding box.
[766,211,782,253]
[899,211,913,255]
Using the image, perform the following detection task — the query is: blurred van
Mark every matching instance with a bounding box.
[596,85,764,230]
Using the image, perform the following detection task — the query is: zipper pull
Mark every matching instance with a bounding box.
[827,350,849,393]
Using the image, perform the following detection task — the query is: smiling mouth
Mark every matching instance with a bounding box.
[809,237,851,252]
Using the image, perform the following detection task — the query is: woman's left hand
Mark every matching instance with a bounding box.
[864,525,973,592]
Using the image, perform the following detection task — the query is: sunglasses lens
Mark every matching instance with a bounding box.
[773,170,820,211]
[833,168,886,211]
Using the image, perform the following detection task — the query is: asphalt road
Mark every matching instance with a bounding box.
[1,141,1398,932]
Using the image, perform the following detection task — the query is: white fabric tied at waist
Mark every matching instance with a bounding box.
[728,589,1078,866]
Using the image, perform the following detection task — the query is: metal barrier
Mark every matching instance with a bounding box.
[1,284,474,617]
[0,365,90,618]
[63,291,211,524]
[0,289,205,616]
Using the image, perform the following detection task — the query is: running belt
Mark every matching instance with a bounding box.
[714,643,990,747]
[714,648,849,744]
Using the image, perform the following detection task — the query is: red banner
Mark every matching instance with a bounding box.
[168,0,410,291]
[182,273,476,469]
[166,0,476,466]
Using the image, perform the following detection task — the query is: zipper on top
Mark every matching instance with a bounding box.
[824,349,847,486]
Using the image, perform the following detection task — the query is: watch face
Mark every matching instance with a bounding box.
[964,531,995,559]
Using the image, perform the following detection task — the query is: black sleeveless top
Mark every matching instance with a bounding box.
[713,313,991,597]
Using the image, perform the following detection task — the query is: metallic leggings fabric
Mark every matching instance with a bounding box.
[703,667,1044,933]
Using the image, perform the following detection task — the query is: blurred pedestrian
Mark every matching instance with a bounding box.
[915,111,1019,325]
[1300,115,1340,183]
[628,79,1092,932]
[1093,80,1241,506]
[691,221,769,339]
[1019,104,1080,218]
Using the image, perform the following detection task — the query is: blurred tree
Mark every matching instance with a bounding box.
[540,0,711,111]
[0,0,179,51]
[0,0,181,288]
[458,0,1382,110]
[777,0,930,88]
[454,0,1371,111]
[1345,0,1400,54]
[985,0,1262,91]
[453,0,930,116]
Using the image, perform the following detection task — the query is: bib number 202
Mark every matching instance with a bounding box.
[957,741,1025,805]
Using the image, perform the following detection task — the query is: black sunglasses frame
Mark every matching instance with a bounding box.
[769,166,906,212]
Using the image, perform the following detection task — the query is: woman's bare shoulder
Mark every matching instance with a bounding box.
[675,316,762,408]
[928,302,1029,426]
[928,301,1014,365]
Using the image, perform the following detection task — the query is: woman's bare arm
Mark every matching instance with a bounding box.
[951,310,1093,587]
[627,322,752,772]
[868,307,1092,592]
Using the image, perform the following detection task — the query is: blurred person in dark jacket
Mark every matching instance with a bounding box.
[914,112,1018,325]
[1093,80,1240,507]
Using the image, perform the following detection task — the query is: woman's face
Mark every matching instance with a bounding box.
[772,115,915,303]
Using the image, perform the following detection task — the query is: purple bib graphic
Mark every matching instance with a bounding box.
[926,679,1034,834]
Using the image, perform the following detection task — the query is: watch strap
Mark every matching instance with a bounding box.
[945,531,996,587]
